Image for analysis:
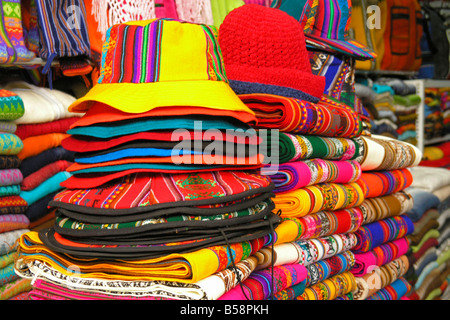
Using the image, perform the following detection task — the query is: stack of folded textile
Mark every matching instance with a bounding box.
[370,84,399,139]
[424,88,445,141]
[216,2,376,300]
[420,141,450,169]
[14,17,288,301]
[349,134,422,300]
[5,81,80,232]
[403,166,450,300]
[392,93,421,147]
[0,89,31,300]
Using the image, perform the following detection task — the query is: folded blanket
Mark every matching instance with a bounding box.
[406,188,441,222]
[360,191,414,225]
[19,146,75,178]
[0,89,25,121]
[260,132,365,164]
[352,215,414,253]
[0,156,21,169]
[0,277,31,300]
[14,117,79,140]
[297,271,356,300]
[0,168,23,186]
[0,214,29,233]
[20,160,72,191]
[218,264,308,300]
[359,135,421,171]
[273,182,365,218]
[0,122,17,133]
[0,185,21,197]
[0,229,29,255]
[0,133,23,155]
[351,237,410,276]
[366,277,411,300]
[357,169,413,198]
[268,159,361,193]
[409,166,450,193]
[272,233,357,267]
[292,207,363,240]
[20,171,71,206]
[17,133,69,160]
[353,255,410,300]
[238,93,362,138]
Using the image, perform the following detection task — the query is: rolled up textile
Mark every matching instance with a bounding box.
[352,215,414,254]
[218,263,308,300]
[0,277,32,300]
[273,182,365,218]
[0,214,29,233]
[238,93,362,138]
[0,133,23,156]
[360,191,414,225]
[356,169,413,199]
[0,169,23,186]
[297,271,357,300]
[0,185,21,197]
[273,233,357,267]
[0,196,28,215]
[359,135,421,171]
[351,237,410,276]
[366,277,411,300]
[353,255,410,300]
[0,229,29,256]
[0,156,21,170]
[293,207,364,240]
[260,132,365,164]
[269,159,361,193]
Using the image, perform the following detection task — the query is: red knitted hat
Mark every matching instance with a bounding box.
[219,4,325,102]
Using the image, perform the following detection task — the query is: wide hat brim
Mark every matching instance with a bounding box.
[305,34,377,61]
[68,80,256,116]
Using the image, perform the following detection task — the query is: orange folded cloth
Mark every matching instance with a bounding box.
[17,133,69,160]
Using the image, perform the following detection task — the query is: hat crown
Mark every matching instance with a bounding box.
[219,4,311,73]
[98,19,228,85]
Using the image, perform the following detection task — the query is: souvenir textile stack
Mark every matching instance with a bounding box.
[5,81,81,231]
[403,166,450,300]
[424,87,450,142]
[0,89,31,300]
[349,134,422,300]
[217,2,376,300]
[14,17,289,301]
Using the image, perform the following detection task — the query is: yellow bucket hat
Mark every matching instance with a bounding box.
[68,19,254,116]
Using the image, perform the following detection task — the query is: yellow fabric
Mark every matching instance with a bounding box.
[351,1,377,70]
[423,146,444,161]
[373,0,387,70]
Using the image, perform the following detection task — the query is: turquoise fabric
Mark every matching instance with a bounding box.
[20,171,71,205]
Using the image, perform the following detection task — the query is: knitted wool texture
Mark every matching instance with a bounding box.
[218,4,325,101]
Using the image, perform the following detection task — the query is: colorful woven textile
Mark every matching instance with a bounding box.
[273,233,357,267]
[28,279,171,300]
[0,195,28,215]
[238,93,361,138]
[273,182,365,218]
[0,185,21,197]
[0,229,29,255]
[268,159,361,193]
[352,215,414,254]
[351,237,410,276]
[262,132,365,164]
[20,171,71,206]
[0,214,29,233]
[292,207,363,240]
[218,263,308,300]
[0,277,31,300]
[359,135,421,171]
[360,191,414,225]
[17,230,272,283]
[0,263,19,286]
[366,277,411,300]
[0,156,21,169]
[51,171,273,213]
[353,255,410,300]
[356,169,413,199]
[0,133,23,155]
[0,168,22,186]
[0,89,25,121]
[273,250,355,300]
[297,271,357,300]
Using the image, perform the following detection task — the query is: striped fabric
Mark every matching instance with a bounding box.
[305,0,376,60]
[35,0,90,67]
[99,19,227,85]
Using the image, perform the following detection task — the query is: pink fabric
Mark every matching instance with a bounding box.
[351,237,410,276]
[29,280,175,300]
